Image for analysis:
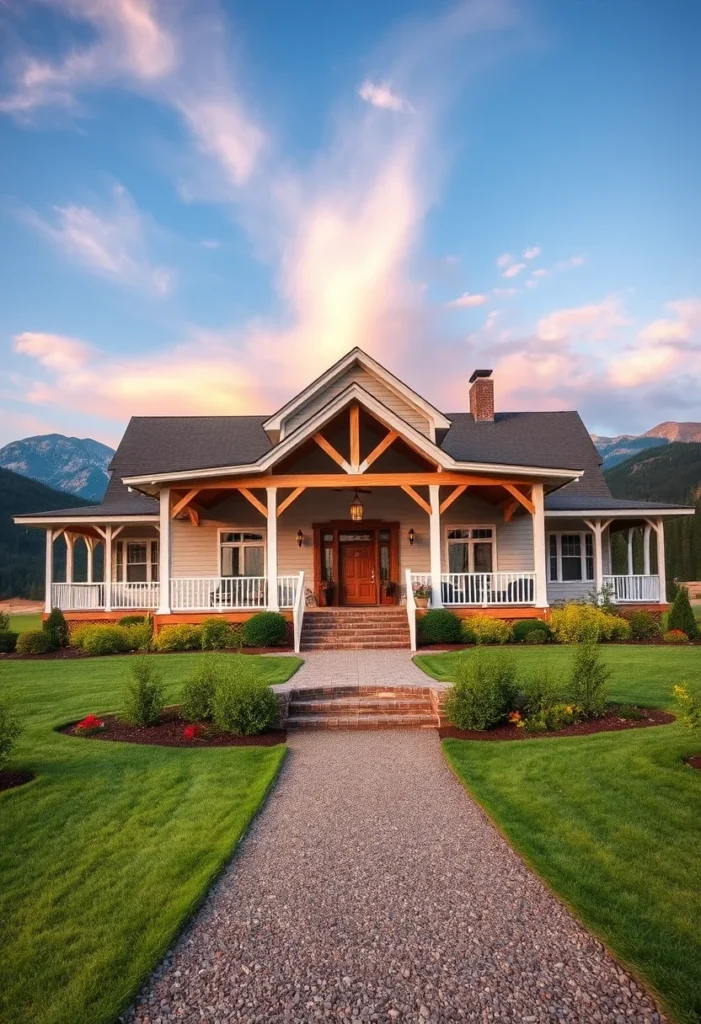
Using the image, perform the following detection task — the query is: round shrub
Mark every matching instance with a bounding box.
[242,612,287,648]
[627,610,662,641]
[120,622,152,652]
[609,617,632,642]
[212,667,280,735]
[181,659,221,721]
[512,618,552,643]
[16,630,55,655]
[444,652,518,731]
[523,628,548,645]
[550,603,622,643]
[465,615,513,645]
[0,631,18,654]
[664,629,689,645]
[80,625,130,656]
[120,658,165,726]
[418,609,462,645]
[43,607,69,648]
[200,617,234,650]
[151,624,202,652]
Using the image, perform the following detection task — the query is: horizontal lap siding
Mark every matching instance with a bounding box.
[545,516,609,603]
[172,492,266,577]
[283,366,432,437]
[442,494,534,572]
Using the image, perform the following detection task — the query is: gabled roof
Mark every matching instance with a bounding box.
[262,347,451,436]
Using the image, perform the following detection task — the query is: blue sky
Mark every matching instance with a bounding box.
[1,0,699,447]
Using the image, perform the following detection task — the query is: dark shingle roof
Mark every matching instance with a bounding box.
[545,495,693,512]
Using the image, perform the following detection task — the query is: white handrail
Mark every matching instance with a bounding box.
[409,571,537,607]
[171,576,267,611]
[603,575,660,603]
[111,582,160,609]
[277,575,298,609]
[52,582,105,610]
[405,568,417,652]
[292,571,305,654]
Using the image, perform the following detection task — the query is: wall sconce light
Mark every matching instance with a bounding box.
[408,528,415,546]
[296,530,304,548]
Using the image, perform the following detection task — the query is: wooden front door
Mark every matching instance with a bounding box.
[340,541,376,605]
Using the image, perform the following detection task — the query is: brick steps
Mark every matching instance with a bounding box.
[286,713,437,730]
[282,684,440,730]
[300,608,411,650]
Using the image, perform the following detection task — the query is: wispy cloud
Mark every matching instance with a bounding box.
[502,262,526,278]
[537,298,628,344]
[446,291,488,308]
[554,254,585,270]
[19,184,173,295]
[358,80,415,113]
[522,245,540,259]
[495,252,513,269]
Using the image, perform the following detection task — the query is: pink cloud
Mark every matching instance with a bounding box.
[502,262,526,278]
[537,298,628,343]
[358,80,414,113]
[522,246,541,259]
[446,292,488,308]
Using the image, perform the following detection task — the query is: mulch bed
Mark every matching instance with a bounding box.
[0,769,35,793]
[59,707,286,748]
[685,755,701,771]
[439,706,675,742]
[1,646,294,660]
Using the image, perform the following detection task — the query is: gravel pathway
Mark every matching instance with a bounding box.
[125,732,662,1024]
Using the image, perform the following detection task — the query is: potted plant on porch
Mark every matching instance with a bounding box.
[413,582,430,609]
[320,578,335,606]
[382,579,397,602]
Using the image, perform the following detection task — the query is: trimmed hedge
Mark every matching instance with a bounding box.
[0,631,19,654]
[200,617,234,650]
[151,624,202,652]
[242,612,287,648]
[212,667,280,735]
[462,615,513,645]
[418,609,462,645]
[76,626,130,657]
[17,630,55,655]
[512,618,552,643]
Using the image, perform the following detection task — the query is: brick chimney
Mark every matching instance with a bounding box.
[469,369,494,422]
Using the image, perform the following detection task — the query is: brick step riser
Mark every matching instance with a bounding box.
[290,702,432,715]
[290,685,437,698]
[301,632,410,641]
[303,616,409,623]
[300,643,410,650]
[286,718,438,731]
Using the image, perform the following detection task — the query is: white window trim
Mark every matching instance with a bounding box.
[443,524,498,574]
[217,527,267,577]
[548,531,594,583]
[116,538,159,583]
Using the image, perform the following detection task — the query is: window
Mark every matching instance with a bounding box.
[321,532,334,583]
[379,529,391,582]
[548,533,595,582]
[446,527,495,574]
[116,539,158,582]
[220,531,265,577]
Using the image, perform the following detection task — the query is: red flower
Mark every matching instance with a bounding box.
[76,714,104,732]
[183,723,205,740]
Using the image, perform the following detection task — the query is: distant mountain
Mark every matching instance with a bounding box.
[0,467,92,600]
[604,442,701,586]
[0,434,114,501]
[592,421,701,468]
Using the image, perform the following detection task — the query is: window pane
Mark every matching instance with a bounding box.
[447,529,470,539]
[242,532,263,542]
[244,546,264,576]
[221,532,241,544]
[561,535,581,559]
[549,535,558,581]
[471,528,493,539]
[380,545,390,580]
[126,563,147,582]
[127,543,147,564]
[585,534,594,581]
[562,555,583,581]
[323,548,334,582]
[473,542,493,573]
[448,542,469,573]
[221,546,240,576]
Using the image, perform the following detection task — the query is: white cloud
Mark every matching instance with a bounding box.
[495,252,513,268]
[502,262,525,278]
[531,268,549,278]
[525,279,537,289]
[358,80,414,113]
[608,299,701,388]
[446,291,488,308]
[522,246,540,259]
[492,286,518,296]
[199,239,222,249]
[537,298,629,344]
[21,184,173,295]
[554,254,585,271]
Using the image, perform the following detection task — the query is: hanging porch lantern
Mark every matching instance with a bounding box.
[349,491,364,522]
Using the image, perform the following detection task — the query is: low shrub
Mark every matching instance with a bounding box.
[520,668,561,717]
[200,617,234,650]
[569,640,609,718]
[664,629,689,645]
[524,703,579,733]
[668,586,699,639]
[672,684,701,728]
[418,609,462,645]
[550,603,623,643]
[0,631,18,654]
[151,624,202,652]
[609,617,632,642]
[121,622,152,652]
[523,629,548,645]
[120,658,165,726]
[242,611,287,648]
[444,652,518,731]
[75,625,130,657]
[512,618,552,644]
[0,611,9,631]
[212,665,280,735]
[43,607,69,648]
[616,705,645,721]
[627,610,662,641]
[118,615,148,627]
[16,630,55,655]
[0,695,21,770]
[464,615,513,645]
[181,659,221,721]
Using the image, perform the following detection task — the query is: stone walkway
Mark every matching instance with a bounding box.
[125,732,662,1024]
[273,649,446,693]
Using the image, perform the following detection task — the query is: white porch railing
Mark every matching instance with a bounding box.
[111,582,160,609]
[292,571,305,654]
[171,576,267,611]
[52,583,105,610]
[405,568,418,652]
[408,571,537,606]
[277,575,299,609]
[603,575,661,603]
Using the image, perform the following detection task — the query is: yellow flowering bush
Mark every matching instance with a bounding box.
[672,684,701,727]
[550,602,628,643]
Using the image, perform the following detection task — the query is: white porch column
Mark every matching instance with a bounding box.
[429,484,443,608]
[643,523,652,576]
[656,518,667,603]
[627,528,634,576]
[532,483,549,609]
[157,489,172,615]
[85,537,94,583]
[585,517,605,599]
[266,487,279,611]
[104,525,113,613]
[44,529,54,613]
[65,533,74,584]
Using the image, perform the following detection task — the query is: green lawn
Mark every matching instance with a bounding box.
[0,652,301,1024]
[417,646,701,1024]
[7,611,42,633]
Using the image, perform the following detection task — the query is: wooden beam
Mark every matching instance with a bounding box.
[238,488,268,518]
[277,486,306,517]
[171,487,201,518]
[502,483,535,516]
[186,506,200,527]
[313,432,351,472]
[360,430,398,472]
[163,471,543,491]
[401,484,432,516]
[503,500,519,523]
[349,402,360,470]
[439,484,468,515]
